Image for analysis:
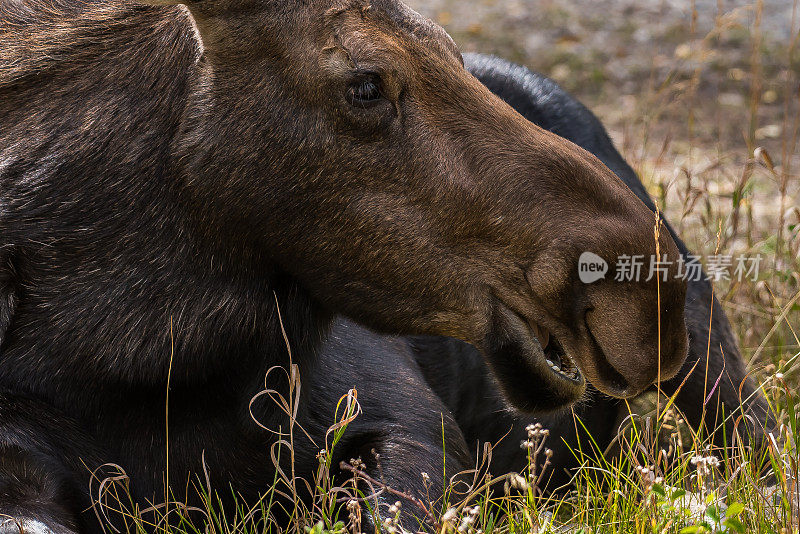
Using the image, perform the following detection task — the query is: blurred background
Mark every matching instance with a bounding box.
[407,0,800,382]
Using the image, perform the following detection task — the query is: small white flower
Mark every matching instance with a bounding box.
[442,508,458,523]
[510,473,529,491]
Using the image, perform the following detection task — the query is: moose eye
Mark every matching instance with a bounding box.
[346,75,383,108]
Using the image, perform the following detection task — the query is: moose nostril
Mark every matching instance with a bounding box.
[593,356,632,396]
[583,308,665,397]
[581,316,636,394]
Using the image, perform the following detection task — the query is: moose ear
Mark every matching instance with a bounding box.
[0,253,16,349]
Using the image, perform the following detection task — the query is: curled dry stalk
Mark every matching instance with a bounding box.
[314,390,363,527]
[338,460,439,530]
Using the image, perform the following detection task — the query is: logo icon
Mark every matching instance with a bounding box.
[578,252,608,284]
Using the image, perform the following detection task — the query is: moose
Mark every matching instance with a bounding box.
[0,0,766,532]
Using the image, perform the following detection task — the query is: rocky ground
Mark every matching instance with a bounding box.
[405,0,799,161]
[405,0,796,103]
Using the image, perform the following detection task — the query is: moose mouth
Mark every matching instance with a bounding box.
[528,321,581,383]
[481,301,587,413]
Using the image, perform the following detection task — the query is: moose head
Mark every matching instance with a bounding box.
[144,0,688,411]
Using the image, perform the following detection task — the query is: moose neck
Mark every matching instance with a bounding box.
[0,5,332,418]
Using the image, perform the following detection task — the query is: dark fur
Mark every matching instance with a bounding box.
[0,1,693,532]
